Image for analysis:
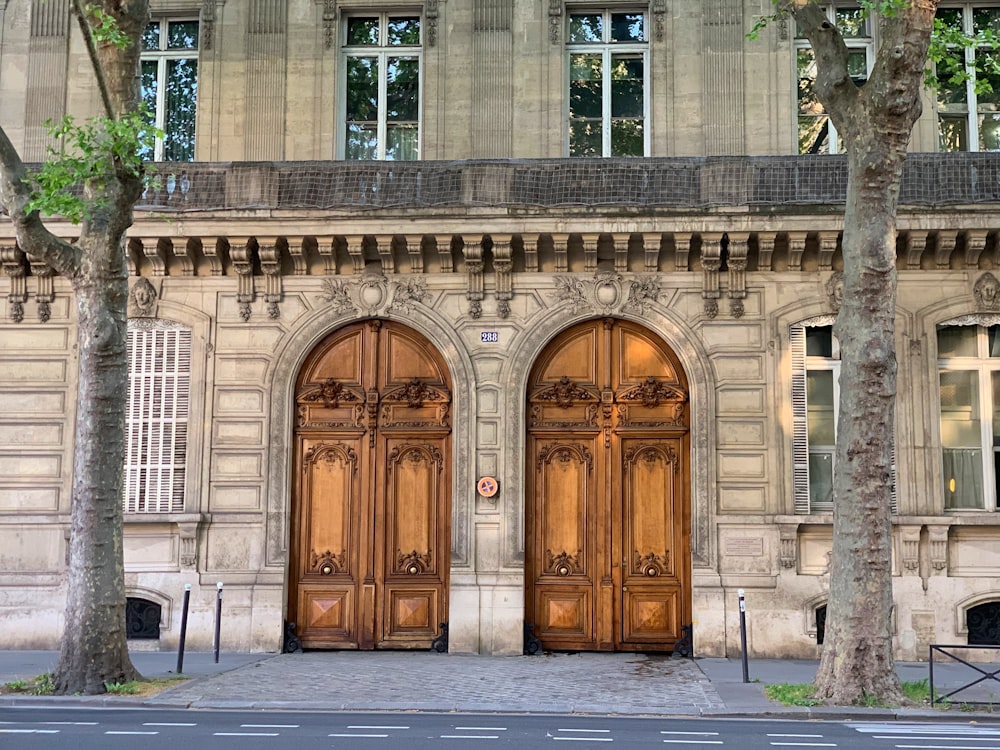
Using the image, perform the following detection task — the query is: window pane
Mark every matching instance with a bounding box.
[938,325,978,357]
[800,116,830,154]
[610,55,643,118]
[981,113,1000,150]
[836,8,868,38]
[347,17,380,45]
[569,54,603,119]
[940,370,982,446]
[388,17,420,45]
[975,51,1000,107]
[386,57,419,122]
[143,22,161,51]
[937,54,970,107]
[569,14,602,43]
[937,8,964,33]
[386,125,419,160]
[346,123,378,159]
[140,60,158,160]
[167,21,199,50]
[974,7,1000,36]
[993,371,1000,444]
[847,49,868,84]
[569,121,602,157]
[944,449,984,508]
[806,326,834,357]
[610,120,643,156]
[346,56,378,120]
[807,370,836,445]
[940,115,970,151]
[610,13,644,42]
[989,326,1000,357]
[809,452,834,509]
[163,59,197,161]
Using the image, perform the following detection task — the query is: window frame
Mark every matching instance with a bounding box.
[794,4,875,154]
[140,17,200,162]
[936,321,1000,510]
[935,3,1000,152]
[339,12,423,161]
[565,8,650,158]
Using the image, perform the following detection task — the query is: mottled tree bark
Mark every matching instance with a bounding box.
[781,0,937,704]
[0,1,149,694]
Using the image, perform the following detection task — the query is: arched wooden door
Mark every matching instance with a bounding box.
[289,320,451,650]
[526,319,690,652]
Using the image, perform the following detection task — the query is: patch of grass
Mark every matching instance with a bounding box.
[104,680,140,695]
[2,679,28,692]
[0,673,56,696]
[901,678,934,705]
[117,677,187,698]
[0,674,185,698]
[764,682,820,706]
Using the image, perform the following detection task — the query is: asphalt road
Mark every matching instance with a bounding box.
[2,707,1000,749]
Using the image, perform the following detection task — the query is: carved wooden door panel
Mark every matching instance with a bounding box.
[527,319,689,652]
[291,321,451,650]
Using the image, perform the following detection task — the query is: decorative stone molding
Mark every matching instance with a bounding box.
[259,240,282,319]
[128,278,159,318]
[787,232,807,271]
[346,235,366,275]
[974,272,1000,312]
[29,259,54,322]
[779,525,797,569]
[230,238,256,322]
[593,271,623,314]
[462,235,484,319]
[727,233,748,319]
[425,0,439,47]
[390,277,428,313]
[826,271,844,313]
[965,229,989,268]
[405,235,425,274]
[612,234,629,273]
[551,276,588,312]
[581,233,599,273]
[202,237,225,276]
[286,236,308,275]
[905,230,928,270]
[928,525,949,572]
[757,232,776,270]
[674,232,692,271]
[522,233,540,273]
[434,234,454,273]
[318,278,357,315]
[817,231,838,271]
[641,233,661,272]
[552,232,569,273]
[548,0,562,43]
[900,525,920,573]
[322,0,336,49]
[1,245,27,323]
[935,230,958,269]
[493,235,513,319]
[201,0,219,50]
[625,276,661,314]
[701,234,722,319]
[652,0,666,41]
[359,274,389,316]
[178,521,200,568]
[375,234,395,274]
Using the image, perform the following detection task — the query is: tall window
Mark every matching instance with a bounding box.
[567,10,647,157]
[342,14,421,160]
[141,19,199,162]
[124,321,191,514]
[937,324,1000,510]
[936,5,1000,152]
[796,6,873,154]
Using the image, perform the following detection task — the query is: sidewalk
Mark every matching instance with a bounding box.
[1,649,998,720]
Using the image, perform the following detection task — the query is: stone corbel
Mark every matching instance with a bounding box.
[405,234,425,274]
[778,524,797,569]
[346,235,366,275]
[900,525,920,574]
[787,232,807,271]
[177,521,201,569]
[928,525,949,572]
[202,237,225,275]
[522,233,540,273]
[462,235,484,319]
[727,233,749,319]
[652,0,666,41]
[434,234,454,273]
[612,234,629,273]
[581,233,599,273]
[701,233,722,319]
[321,0,336,49]
[286,236,309,276]
[552,232,569,273]
[29,258,55,323]
[425,0,439,47]
[756,232,776,271]
[200,0,223,51]
[817,231,838,271]
[641,232,661,272]
[258,238,282,320]
[965,229,990,268]
[935,230,958,269]
[137,237,167,276]
[172,238,195,276]
[548,0,562,43]
[374,234,396,274]
[317,237,337,275]
[230,237,256,322]
[1,245,28,323]
[905,230,928,270]
[492,234,513,319]
[673,232,692,271]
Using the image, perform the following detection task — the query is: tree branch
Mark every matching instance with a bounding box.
[0,126,82,277]
[72,0,117,120]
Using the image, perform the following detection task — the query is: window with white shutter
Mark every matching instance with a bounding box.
[790,319,897,514]
[124,320,191,513]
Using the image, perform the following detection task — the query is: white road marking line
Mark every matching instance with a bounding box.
[43,722,99,726]
[661,731,721,736]
[874,737,999,741]
[894,746,1000,749]
[552,738,614,743]
[213,732,281,737]
[329,733,389,738]
[456,726,508,731]
[105,731,160,735]
[241,724,300,728]
[768,736,824,739]
[441,735,500,739]
[348,725,409,729]
[662,741,724,746]
[558,729,612,733]
[144,723,197,727]
[769,744,836,748]
[0,729,61,734]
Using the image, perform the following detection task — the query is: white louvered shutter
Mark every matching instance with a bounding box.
[790,323,811,514]
[124,322,191,513]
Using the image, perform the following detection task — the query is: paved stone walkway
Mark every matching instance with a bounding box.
[152,651,724,714]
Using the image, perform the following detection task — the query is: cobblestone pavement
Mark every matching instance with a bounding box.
[152,651,724,714]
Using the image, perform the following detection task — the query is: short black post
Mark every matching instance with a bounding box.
[176,583,191,675]
[213,581,223,664]
[738,588,750,683]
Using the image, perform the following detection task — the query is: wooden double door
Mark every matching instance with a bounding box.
[526,319,690,652]
[289,321,451,649]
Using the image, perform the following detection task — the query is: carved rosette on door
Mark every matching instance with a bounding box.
[290,321,452,650]
[526,319,690,652]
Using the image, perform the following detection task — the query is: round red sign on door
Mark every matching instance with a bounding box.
[477,476,499,498]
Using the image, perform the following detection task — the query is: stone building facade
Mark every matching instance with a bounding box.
[1,0,1000,658]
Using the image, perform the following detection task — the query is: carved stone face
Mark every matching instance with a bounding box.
[130,278,157,316]
[976,272,1000,311]
[825,271,844,311]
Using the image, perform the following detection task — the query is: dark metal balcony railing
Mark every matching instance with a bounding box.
[134,154,1000,213]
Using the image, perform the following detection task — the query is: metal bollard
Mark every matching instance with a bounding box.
[177,583,191,674]
[213,581,223,663]
[738,588,750,683]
